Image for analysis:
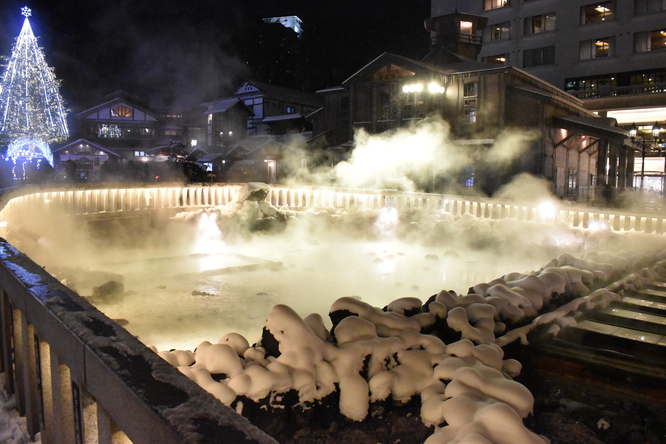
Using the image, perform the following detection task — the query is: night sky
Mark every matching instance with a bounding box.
[0,0,431,114]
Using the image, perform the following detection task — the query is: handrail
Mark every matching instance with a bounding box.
[0,240,277,443]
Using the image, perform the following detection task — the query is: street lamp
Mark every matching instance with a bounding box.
[629,122,663,196]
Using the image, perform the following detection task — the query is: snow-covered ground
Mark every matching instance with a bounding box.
[0,374,39,444]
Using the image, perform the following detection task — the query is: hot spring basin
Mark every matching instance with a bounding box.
[94,237,545,351]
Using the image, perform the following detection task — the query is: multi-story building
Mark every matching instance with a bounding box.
[312,11,630,201]
[53,91,205,180]
[431,0,666,193]
[231,80,322,136]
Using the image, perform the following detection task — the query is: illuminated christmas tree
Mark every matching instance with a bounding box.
[0,6,69,169]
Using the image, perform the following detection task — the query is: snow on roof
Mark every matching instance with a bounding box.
[205,98,253,115]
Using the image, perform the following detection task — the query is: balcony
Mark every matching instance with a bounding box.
[568,83,666,99]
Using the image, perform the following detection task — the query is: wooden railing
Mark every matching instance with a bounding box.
[1,184,665,235]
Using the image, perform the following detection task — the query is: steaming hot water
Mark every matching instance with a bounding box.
[80,207,571,351]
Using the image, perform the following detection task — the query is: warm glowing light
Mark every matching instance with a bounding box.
[428,82,445,94]
[192,212,226,256]
[588,221,607,231]
[375,258,395,276]
[537,200,557,220]
[606,108,666,125]
[375,207,399,237]
[402,83,423,93]
[460,21,473,34]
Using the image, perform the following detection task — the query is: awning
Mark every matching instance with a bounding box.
[552,116,629,143]
[262,114,304,123]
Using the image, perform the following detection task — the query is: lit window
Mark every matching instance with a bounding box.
[486,22,510,41]
[484,0,508,10]
[460,21,473,35]
[580,37,612,59]
[524,12,556,35]
[634,29,666,53]
[98,124,121,138]
[484,54,508,64]
[581,2,613,24]
[111,105,133,118]
[134,151,145,157]
[286,106,296,114]
[523,46,556,67]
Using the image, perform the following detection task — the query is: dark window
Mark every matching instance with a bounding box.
[463,82,478,98]
[635,0,666,14]
[524,12,556,35]
[523,46,555,67]
[581,2,613,24]
[634,29,666,52]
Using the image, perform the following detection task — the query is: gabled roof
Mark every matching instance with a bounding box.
[51,139,122,157]
[204,98,254,115]
[342,52,447,87]
[76,95,161,121]
[342,51,499,87]
[196,153,225,163]
[236,80,323,108]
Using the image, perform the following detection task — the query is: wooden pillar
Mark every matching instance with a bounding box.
[627,146,635,189]
[608,142,618,187]
[618,146,627,189]
[596,139,608,197]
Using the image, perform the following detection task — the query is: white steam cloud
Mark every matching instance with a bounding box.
[286,114,544,198]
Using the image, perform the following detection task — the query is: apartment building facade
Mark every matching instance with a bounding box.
[431,0,666,194]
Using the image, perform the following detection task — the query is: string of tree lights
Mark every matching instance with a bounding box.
[0,6,69,177]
